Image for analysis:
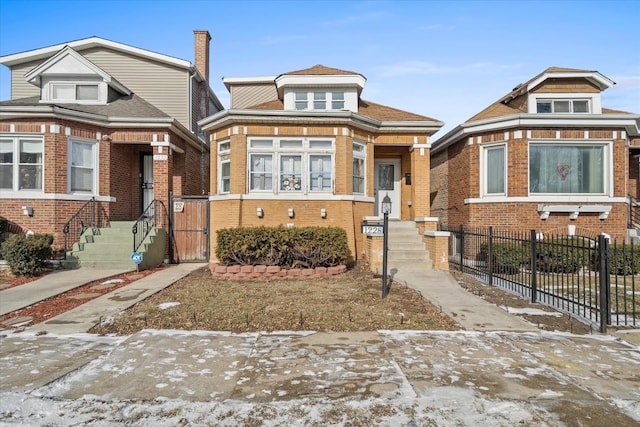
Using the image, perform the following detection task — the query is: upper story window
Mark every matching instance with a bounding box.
[52,83,100,102]
[536,99,590,114]
[0,135,43,191]
[293,91,347,111]
[248,137,334,194]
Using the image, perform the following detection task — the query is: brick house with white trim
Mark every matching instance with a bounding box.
[431,67,640,241]
[199,65,443,262]
[0,31,222,252]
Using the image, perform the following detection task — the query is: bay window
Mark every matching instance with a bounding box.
[0,136,43,191]
[529,143,606,194]
[247,137,334,194]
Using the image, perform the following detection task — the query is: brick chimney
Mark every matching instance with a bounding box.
[193,30,211,121]
[193,30,211,83]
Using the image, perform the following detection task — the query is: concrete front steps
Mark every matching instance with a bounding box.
[387,220,433,271]
[65,221,166,271]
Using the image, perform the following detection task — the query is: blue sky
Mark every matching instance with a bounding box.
[1,0,638,135]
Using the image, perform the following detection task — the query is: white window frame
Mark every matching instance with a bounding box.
[480,143,507,197]
[352,141,366,194]
[67,137,98,195]
[332,91,345,109]
[527,140,612,196]
[218,139,231,194]
[247,137,335,194]
[46,80,104,104]
[529,92,600,114]
[0,135,44,193]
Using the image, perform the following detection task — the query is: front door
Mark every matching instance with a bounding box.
[374,158,401,219]
[141,153,154,214]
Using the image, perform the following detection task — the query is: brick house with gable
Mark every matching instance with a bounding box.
[431,67,640,241]
[0,31,222,260]
[199,65,443,263]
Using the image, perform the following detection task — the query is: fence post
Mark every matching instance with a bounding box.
[459,225,464,272]
[598,235,610,333]
[488,226,493,286]
[530,230,537,303]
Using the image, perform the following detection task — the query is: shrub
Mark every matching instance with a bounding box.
[535,236,591,273]
[480,242,528,274]
[216,226,349,268]
[0,233,53,276]
[603,244,640,275]
[0,216,7,234]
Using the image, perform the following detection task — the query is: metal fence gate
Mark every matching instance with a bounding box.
[170,195,209,262]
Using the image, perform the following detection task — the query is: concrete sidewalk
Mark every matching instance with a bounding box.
[1,330,638,425]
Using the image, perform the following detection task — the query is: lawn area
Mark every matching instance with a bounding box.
[95,266,459,335]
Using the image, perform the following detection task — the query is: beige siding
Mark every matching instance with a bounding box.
[230,84,277,108]
[9,60,41,99]
[82,48,190,127]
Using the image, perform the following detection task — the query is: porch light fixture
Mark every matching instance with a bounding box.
[382,194,392,215]
[257,207,263,218]
[22,206,33,216]
[288,208,294,218]
[320,208,327,218]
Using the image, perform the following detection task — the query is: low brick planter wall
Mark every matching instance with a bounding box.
[209,264,347,280]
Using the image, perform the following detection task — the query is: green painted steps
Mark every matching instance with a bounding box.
[65,221,166,270]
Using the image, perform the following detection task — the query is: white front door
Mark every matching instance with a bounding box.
[374,158,401,219]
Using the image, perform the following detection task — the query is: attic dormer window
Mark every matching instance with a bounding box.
[536,99,590,114]
[51,83,99,102]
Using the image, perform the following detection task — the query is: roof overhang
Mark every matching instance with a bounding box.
[527,71,615,92]
[222,76,276,91]
[432,113,640,154]
[0,37,191,69]
[198,109,443,135]
[0,105,207,151]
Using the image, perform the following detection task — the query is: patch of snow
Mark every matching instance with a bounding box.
[538,389,564,399]
[502,307,562,316]
[158,302,180,310]
[101,279,125,285]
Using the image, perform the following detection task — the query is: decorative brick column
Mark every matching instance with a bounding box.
[416,217,450,270]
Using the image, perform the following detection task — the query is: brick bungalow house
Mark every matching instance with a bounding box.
[0,31,222,255]
[199,65,443,263]
[430,67,640,242]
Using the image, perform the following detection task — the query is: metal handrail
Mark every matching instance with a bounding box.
[629,194,640,230]
[132,200,167,252]
[62,197,108,258]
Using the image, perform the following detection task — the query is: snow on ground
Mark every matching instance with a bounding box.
[1,329,638,426]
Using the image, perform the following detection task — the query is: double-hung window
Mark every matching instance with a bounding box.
[218,140,231,194]
[68,137,97,193]
[0,136,43,191]
[352,141,366,194]
[482,144,506,196]
[248,138,334,194]
[295,92,308,110]
[332,91,345,109]
[529,142,607,194]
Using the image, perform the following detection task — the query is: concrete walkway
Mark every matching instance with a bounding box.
[0,267,130,316]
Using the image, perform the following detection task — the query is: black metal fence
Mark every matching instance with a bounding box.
[445,226,639,332]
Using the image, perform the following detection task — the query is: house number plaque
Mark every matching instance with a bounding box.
[173,201,185,212]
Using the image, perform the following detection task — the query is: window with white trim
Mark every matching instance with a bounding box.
[0,136,43,191]
[352,141,366,194]
[482,144,506,195]
[536,99,590,114]
[68,137,97,194]
[51,83,100,102]
[247,137,334,194]
[529,142,607,194]
[293,91,346,111]
[218,140,231,194]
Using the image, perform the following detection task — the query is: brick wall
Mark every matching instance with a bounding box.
[439,127,632,241]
